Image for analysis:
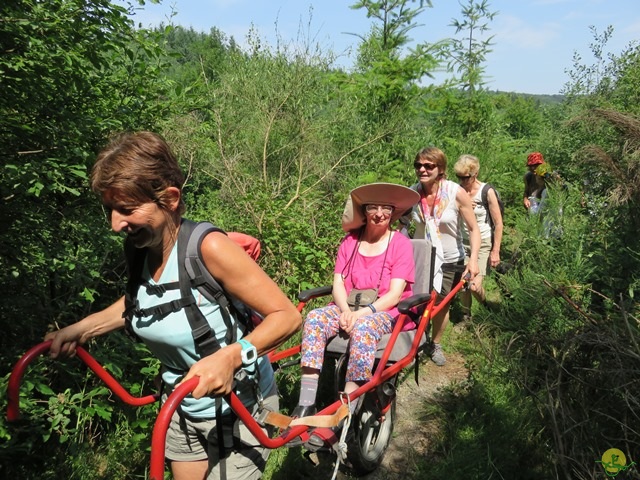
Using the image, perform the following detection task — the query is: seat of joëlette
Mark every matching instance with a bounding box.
[325,238,435,363]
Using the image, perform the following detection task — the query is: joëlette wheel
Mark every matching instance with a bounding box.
[346,391,397,475]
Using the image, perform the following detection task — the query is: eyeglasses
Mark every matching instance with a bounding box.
[414,162,437,171]
[456,175,473,181]
[365,204,394,215]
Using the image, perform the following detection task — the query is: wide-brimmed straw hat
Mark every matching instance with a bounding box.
[341,182,420,232]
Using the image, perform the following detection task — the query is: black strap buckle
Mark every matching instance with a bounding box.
[145,283,167,295]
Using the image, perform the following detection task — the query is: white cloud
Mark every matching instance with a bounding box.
[494,14,561,50]
[621,18,640,37]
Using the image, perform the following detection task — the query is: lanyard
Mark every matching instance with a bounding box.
[419,181,443,240]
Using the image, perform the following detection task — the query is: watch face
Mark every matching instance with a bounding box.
[245,349,257,362]
[241,341,258,366]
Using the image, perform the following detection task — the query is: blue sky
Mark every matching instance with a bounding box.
[125,0,640,95]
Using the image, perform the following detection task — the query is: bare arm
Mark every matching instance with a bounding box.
[487,188,503,267]
[45,296,127,359]
[524,173,532,209]
[457,188,480,279]
[332,273,350,313]
[181,232,301,399]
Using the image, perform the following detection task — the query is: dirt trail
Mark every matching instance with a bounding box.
[297,351,470,479]
[361,351,468,479]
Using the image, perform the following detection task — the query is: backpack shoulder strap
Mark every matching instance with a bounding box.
[122,219,252,357]
[480,183,491,210]
[177,219,227,357]
[183,220,233,312]
[182,220,254,350]
[123,239,146,339]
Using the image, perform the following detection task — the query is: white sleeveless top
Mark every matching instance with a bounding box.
[409,180,464,263]
[461,182,492,241]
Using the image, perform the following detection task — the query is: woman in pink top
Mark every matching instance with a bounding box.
[292,183,419,426]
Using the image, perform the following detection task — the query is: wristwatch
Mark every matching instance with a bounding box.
[238,338,258,369]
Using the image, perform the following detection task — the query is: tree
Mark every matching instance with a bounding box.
[563,25,615,98]
[346,0,441,121]
[447,0,497,93]
[0,2,171,476]
[427,0,498,139]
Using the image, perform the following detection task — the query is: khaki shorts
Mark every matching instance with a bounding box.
[465,237,492,276]
[165,381,278,480]
[437,259,464,303]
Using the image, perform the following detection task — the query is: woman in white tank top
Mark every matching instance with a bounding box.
[454,154,503,321]
[405,147,480,366]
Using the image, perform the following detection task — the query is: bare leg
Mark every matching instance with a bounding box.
[171,460,208,480]
[431,306,450,344]
[344,381,358,394]
[460,289,472,317]
[430,306,450,366]
[470,274,486,305]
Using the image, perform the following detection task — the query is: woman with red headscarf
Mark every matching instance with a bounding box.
[523,152,547,213]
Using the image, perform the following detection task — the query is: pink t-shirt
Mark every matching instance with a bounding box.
[335,231,415,326]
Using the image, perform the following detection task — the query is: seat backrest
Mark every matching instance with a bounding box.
[410,238,435,295]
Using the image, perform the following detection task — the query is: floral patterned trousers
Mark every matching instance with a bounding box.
[300,304,394,383]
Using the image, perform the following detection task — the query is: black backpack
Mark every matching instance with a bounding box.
[480,183,504,246]
[122,219,255,357]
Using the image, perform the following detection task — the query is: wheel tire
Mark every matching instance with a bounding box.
[334,353,348,397]
[346,393,397,475]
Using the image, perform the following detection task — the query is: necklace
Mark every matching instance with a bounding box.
[420,181,442,221]
[419,180,448,241]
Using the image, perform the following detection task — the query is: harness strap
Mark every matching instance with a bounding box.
[177,221,221,358]
[260,404,350,430]
[215,397,227,478]
[143,281,180,295]
[134,296,195,318]
[289,404,349,428]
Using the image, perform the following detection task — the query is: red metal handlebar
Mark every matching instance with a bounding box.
[6,341,291,479]
[8,279,467,479]
[149,376,199,479]
[7,340,159,422]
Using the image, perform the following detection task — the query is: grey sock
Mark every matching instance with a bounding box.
[349,396,361,415]
[298,375,318,407]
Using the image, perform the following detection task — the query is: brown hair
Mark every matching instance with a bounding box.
[91,131,186,215]
[415,147,447,177]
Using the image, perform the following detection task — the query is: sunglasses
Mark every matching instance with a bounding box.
[414,162,437,171]
[456,175,473,180]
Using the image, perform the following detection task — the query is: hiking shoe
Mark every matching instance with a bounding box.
[291,404,316,418]
[283,405,317,447]
[305,420,346,452]
[431,343,446,366]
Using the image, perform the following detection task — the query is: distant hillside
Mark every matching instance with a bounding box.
[489,90,565,105]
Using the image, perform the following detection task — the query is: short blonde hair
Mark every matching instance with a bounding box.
[454,154,480,177]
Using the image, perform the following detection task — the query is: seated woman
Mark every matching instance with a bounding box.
[293,183,419,424]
